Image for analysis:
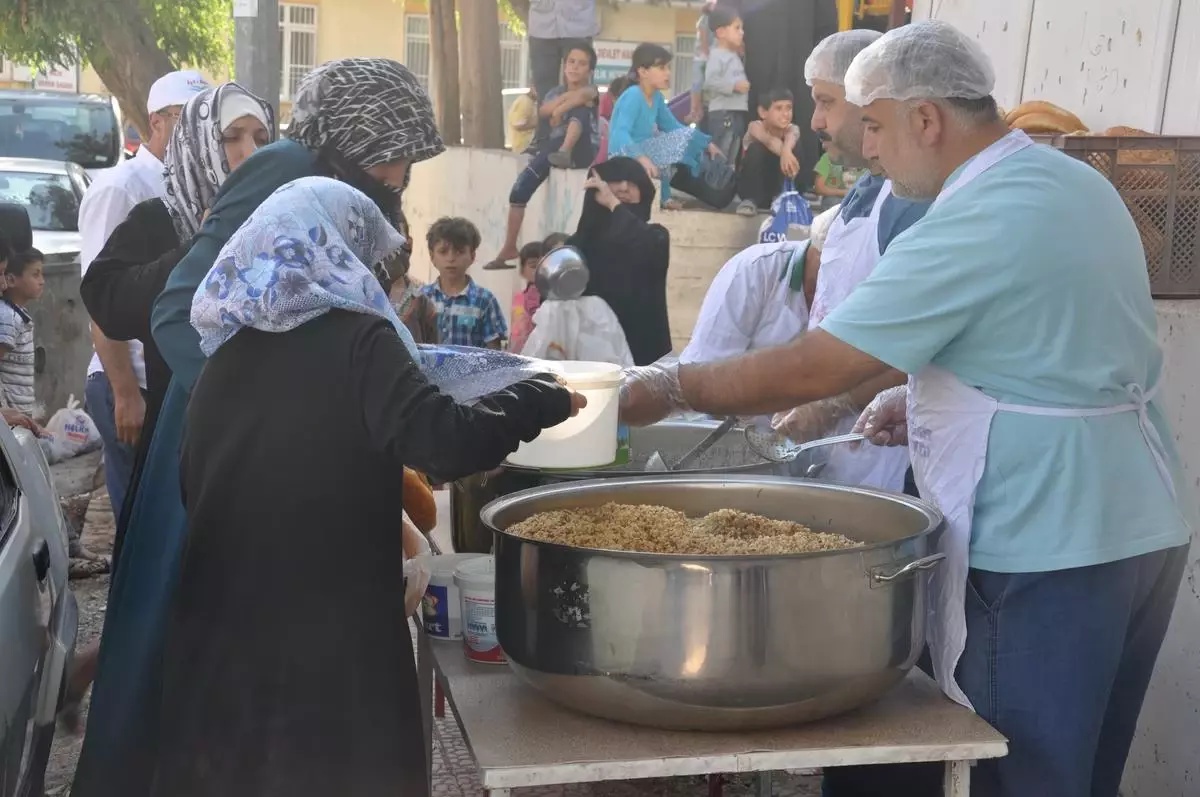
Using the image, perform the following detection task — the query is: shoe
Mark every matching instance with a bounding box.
[483,258,517,271]
[736,199,758,217]
[547,151,572,169]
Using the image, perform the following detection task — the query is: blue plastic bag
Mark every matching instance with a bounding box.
[759,179,814,244]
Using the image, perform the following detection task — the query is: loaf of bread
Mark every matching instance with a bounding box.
[1005,101,1087,134]
[402,467,438,534]
[1010,111,1082,135]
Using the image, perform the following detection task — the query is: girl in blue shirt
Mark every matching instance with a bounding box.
[609,43,725,209]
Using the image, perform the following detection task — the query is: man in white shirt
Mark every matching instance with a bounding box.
[79,70,209,522]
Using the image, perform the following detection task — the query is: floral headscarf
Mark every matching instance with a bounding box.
[163,83,275,240]
[189,176,419,359]
[287,58,444,194]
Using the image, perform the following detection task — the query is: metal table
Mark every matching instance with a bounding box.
[419,638,1007,796]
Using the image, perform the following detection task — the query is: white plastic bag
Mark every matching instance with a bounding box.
[39,395,101,464]
[522,296,635,367]
[402,520,433,617]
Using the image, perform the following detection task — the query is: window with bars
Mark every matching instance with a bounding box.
[672,34,696,97]
[404,14,529,96]
[404,14,432,92]
[280,3,318,101]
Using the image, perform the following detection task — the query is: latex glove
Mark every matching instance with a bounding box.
[851,385,908,447]
[770,393,860,443]
[619,358,687,426]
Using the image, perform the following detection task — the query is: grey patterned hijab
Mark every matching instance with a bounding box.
[287,58,444,191]
[163,83,276,240]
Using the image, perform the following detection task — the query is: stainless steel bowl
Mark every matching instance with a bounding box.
[450,419,792,553]
[481,475,944,731]
[534,245,589,300]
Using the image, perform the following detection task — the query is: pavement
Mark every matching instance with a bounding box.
[43,469,821,796]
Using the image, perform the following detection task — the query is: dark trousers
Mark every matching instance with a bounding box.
[706,109,747,167]
[823,537,1190,797]
[529,36,593,147]
[737,139,804,208]
[509,106,597,206]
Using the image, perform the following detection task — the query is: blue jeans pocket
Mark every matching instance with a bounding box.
[966,568,1013,613]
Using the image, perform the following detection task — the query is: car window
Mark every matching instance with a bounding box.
[0,442,20,550]
[0,171,79,231]
[0,98,120,169]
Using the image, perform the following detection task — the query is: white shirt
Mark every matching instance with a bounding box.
[681,241,810,364]
[78,146,166,388]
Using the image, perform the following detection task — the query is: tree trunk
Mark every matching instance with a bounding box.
[459,0,505,149]
[89,0,176,138]
[429,0,461,146]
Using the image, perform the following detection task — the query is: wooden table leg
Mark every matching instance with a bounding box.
[755,771,772,796]
[944,761,970,797]
[707,774,724,797]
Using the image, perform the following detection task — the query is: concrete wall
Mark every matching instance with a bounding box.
[31,258,92,419]
[403,147,761,352]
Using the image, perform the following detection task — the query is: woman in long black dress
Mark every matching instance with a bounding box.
[569,156,672,365]
[152,176,578,797]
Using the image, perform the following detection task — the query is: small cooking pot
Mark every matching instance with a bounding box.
[534,245,589,301]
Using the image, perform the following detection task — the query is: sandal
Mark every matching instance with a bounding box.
[482,258,517,271]
[661,198,684,211]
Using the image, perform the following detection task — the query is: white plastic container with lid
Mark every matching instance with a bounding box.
[506,360,623,469]
[454,555,505,664]
[422,553,486,640]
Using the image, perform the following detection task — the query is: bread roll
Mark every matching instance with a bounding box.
[402,467,438,533]
[1005,101,1087,134]
[1010,111,1077,135]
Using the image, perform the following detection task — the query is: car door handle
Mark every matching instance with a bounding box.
[32,539,50,582]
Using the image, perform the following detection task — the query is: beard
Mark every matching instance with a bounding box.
[888,175,942,200]
[828,125,869,170]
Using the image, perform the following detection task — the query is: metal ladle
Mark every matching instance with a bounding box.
[644,417,739,472]
[744,427,867,464]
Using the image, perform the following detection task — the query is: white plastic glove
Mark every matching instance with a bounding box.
[619,357,689,426]
[770,393,861,443]
[851,385,908,447]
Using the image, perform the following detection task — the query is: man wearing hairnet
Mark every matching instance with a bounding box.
[621,20,1192,796]
[767,28,931,494]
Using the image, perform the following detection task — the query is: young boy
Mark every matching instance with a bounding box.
[736,87,804,216]
[421,218,507,349]
[486,44,599,270]
[0,248,44,418]
[508,86,538,154]
[685,0,718,126]
[813,151,849,208]
[703,8,750,167]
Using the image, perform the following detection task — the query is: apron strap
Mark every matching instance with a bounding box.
[996,382,1176,501]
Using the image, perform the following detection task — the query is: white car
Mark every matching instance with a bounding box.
[0,420,76,797]
[0,157,88,258]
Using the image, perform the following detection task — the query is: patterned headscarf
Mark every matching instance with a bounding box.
[287,58,444,191]
[189,176,419,359]
[163,83,275,240]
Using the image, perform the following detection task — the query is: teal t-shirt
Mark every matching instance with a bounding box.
[821,143,1193,573]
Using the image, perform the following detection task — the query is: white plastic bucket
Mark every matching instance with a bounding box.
[454,555,505,664]
[422,553,486,640]
[506,360,623,469]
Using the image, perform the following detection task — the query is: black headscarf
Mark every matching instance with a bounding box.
[568,157,671,366]
[569,157,656,249]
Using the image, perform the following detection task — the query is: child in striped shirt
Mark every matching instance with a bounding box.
[0,248,44,418]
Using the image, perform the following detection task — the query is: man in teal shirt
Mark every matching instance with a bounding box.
[621,21,1191,797]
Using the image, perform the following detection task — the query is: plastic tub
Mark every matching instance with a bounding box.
[422,554,486,640]
[506,360,623,469]
[454,555,505,664]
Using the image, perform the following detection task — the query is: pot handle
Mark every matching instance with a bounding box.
[870,553,946,586]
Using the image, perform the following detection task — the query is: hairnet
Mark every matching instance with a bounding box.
[804,30,883,87]
[844,20,995,107]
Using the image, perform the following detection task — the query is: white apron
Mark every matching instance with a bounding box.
[807,181,909,491]
[910,130,1180,707]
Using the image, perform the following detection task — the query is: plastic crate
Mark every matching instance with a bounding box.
[1036,134,1200,299]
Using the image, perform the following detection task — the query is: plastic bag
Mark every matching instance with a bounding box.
[759,179,815,244]
[402,520,433,617]
[522,297,635,367]
[418,344,546,403]
[39,395,101,465]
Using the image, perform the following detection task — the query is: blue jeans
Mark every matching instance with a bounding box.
[85,371,138,523]
[822,543,1190,797]
[509,106,597,206]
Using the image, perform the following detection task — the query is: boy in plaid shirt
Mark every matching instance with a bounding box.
[421,217,507,348]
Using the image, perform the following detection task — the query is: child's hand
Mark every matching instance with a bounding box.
[735,79,751,94]
[550,107,565,128]
[707,142,724,159]
[780,151,800,178]
[636,156,659,180]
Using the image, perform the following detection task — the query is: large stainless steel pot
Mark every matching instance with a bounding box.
[452,419,802,553]
[481,476,944,731]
